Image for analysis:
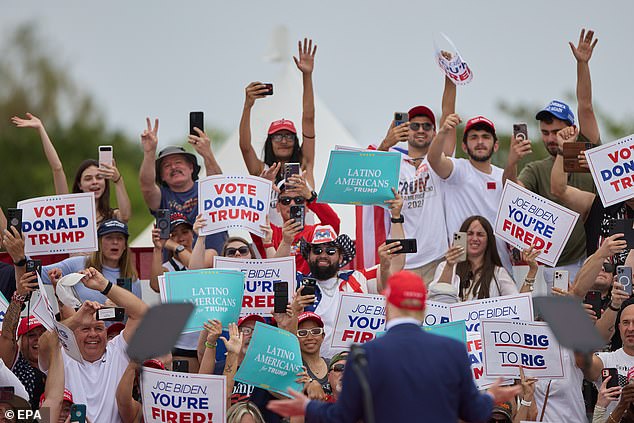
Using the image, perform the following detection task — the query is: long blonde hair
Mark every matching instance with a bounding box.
[85,237,138,280]
[226,402,265,423]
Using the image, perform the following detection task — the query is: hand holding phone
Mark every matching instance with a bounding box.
[617,266,633,296]
[453,232,467,262]
[512,123,528,141]
[70,404,87,423]
[156,209,171,240]
[394,112,408,126]
[7,208,22,235]
[384,239,417,254]
[301,277,317,301]
[189,111,204,136]
[553,270,569,292]
[96,307,125,322]
[602,368,620,389]
[584,291,602,320]
[173,359,189,373]
[290,205,305,229]
[98,145,113,168]
[274,281,289,313]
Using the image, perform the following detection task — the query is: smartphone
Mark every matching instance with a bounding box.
[301,277,317,298]
[0,387,14,402]
[563,142,594,173]
[26,260,42,278]
[584,291,602,320]
[512,123,528,141]
[602,368,620,389]
[284,163,301,181]
[156,209,171,239]
[608,219,634,250]
[453,232,467,262]
[290,205,305,229]
[7,208,22,235]
[173,359,189,373]
[96,307,126,322]
[553,270,569,292]
[617,266,633,296]
[273,281,289,313]
[384,238,417,254]
[98,145,113,168]
[263,83,274,96]
[189,111,204,136]
[394,112,409,126]
[117,277,132,292]
[70,404,87,423]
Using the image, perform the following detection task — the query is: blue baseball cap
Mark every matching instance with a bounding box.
[535,100,575,126]
[97,219,129,238]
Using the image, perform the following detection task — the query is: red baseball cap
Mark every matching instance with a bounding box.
[107,322,126,337]
[143,359,166,370]
[268,119,297,135]
[237,314,266,327]
[40,389,73,406]
[408,105,436,127]
[464,116,496,136]
[17,316,44,337]
[298,311,324,328]
[384,271,427,311]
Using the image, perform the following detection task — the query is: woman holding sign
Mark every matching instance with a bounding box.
[11,113,132,224]
[429,216,539,301]
[238,38,317,188]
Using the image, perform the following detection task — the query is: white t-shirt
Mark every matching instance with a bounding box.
[442,158,512,273]
[534,348,586,422]
[428,261,518,301]
[313,271,371,360]
[393,154,448,268]
[595,348,634,415]
[63,334,130,423]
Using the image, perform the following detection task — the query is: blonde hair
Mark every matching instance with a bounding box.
[226,402,265,423]
[85,237,138,280]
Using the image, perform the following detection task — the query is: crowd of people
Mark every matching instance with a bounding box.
[0,29,632,422]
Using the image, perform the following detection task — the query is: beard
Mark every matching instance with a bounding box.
[465,145,494,162]
[309,260,339,280]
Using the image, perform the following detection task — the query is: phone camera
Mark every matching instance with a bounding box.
[158,220,169,229]
[10,218,18,226]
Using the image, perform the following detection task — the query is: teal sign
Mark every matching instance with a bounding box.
[318,150,401,206]
[163,269,244,332]
[422,320,467,344]
[234,322,303,397]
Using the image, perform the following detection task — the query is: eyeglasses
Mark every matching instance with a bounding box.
[271,134,296,143]
[330,363,345,372]
[297,327,324,337]
[409,122,434,131]
[225,246,250,257]
[279,196,305,206]
[239,327,254,335]
[311,246,338,256]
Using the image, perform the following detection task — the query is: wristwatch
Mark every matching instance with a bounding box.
[390,215,404,224]
[307,190,318,204]
[174,245,185,256]
[13,257,26,267]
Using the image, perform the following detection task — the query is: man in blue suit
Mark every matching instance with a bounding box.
[268,271,521,422]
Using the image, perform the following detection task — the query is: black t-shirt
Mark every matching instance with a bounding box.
[304,358,332,395]
[585,196,634,265]
[0,262,16,301]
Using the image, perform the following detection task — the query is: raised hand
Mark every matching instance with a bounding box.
[378,241,403,263]
[48,268,63,290]
[141,117,159,153]
[11,112,43,130]
[293,38,317,75]
[291,287,315,315]
[521,245,541,273]
[98,160,121,181]
[79,267,109,292]
[597,233,628,259]
[220,323,243,355]
[17,271,39,297]
[260,216,273,245]
[192,213,207,236]
[382,121,410,150]
[440,113,461,134]
[151,226,167,250]
[596,375,621,408]
[260,162,282,182]
[569,28,598,63]
[2,227,25,263]
[281,219,302,244]
[555,126,579,150]
[384,187,403,218]
[445,245,464,266]
[610,281,629,311]
[286,173,312,199]
[508,135,533,166]
[188,128,212,156]
[244,82,270,108]
[203,319,223,344]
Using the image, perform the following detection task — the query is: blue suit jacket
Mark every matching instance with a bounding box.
[306,323,493,423]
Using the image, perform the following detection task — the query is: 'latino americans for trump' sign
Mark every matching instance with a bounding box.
[18,193,97,255]
[586,134,634,207]
[198,175,271,237]
[494,181,579,267]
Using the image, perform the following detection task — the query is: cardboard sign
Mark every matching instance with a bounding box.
[234,322,303,397]
[434,33,473,85]
[31,274,58,332]
[0,293,8,331]
[422,320,467,344]
[467,333,512,390]
[494,181,579,267]
[214,256,295,317]
[423,301,451,327]
[141,367,226,423]
[481,319,564,379]
[318,150,401,206]
[18,193,97,255]
[162,269,244,332]
[331,293,386,349]
[54,321,84,363]
[586,134,634,207]
[198,175,271,237]
[449,293,534,335]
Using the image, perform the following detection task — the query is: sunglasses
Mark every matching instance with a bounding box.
[409,122,434,131]
[225,246,250,257]
[279,196,305,206]
[330,363,345,373]
[271,134,296,143]
[297,327,324,337]
[603,263,616,274]
[311,246,338,256]
[239,327,254,335]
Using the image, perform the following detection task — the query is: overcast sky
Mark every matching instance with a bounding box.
[3,0,633,147]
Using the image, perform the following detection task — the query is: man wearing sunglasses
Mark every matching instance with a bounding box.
[253,176,340,274]
[268,271,521,421]
[375,76,456,284]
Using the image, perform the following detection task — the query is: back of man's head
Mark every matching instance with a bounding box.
[384,271,426,319]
